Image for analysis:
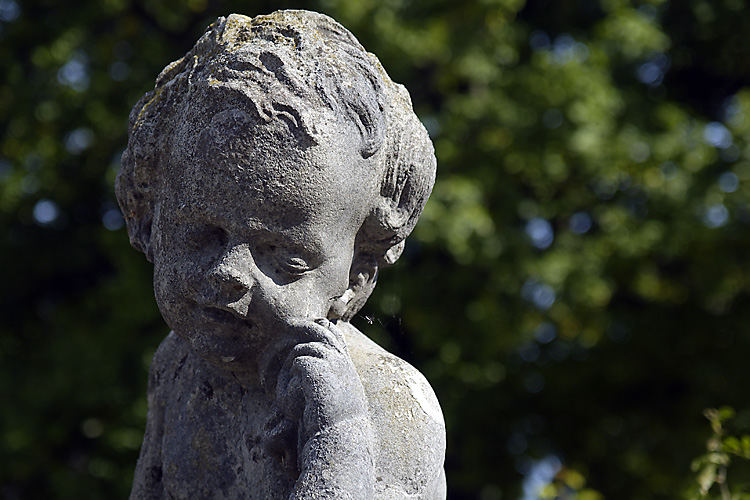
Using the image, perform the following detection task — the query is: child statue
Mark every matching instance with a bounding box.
[116,10,445,499]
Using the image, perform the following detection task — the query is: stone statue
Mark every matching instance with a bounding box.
[116,10,444,499]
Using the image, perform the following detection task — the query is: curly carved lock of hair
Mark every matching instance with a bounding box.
[116,10,436,319]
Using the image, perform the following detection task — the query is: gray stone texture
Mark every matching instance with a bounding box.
[116,10,444,499]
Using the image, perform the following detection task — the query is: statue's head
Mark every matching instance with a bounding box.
[116,11,435,366]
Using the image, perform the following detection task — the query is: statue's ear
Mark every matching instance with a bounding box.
[327,257,379,322]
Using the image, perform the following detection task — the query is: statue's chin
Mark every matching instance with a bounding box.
[171,319,263,375]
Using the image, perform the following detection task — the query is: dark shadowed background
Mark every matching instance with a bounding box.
[3,0,750,498]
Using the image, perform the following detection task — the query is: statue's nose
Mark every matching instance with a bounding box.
[208,245,255,299]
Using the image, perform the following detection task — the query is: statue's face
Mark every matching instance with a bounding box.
[150,105,377,372]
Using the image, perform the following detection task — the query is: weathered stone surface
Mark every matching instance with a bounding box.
[116,10,444,499]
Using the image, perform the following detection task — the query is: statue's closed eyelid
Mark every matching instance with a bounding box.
[254,243,316,279]
[278,255,312,274]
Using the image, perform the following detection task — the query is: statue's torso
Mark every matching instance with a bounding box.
[131,325,445,499]
[159,369,293,499]
[134,333,294,499]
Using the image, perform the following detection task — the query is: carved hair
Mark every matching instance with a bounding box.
[116,11,435,316]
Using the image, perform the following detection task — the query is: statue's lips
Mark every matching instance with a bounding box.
[201,306,254,330]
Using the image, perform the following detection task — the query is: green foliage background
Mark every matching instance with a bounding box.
[3,0,750,498]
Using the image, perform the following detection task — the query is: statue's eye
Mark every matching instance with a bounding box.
[279,256,311,276]
[253,242,319,283]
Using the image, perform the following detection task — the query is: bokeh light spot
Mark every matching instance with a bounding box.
[529,30,550,51]
[0,0,19,22]
[522,279,556,310]
[57,52,90,91]
[636,53,669,87]
[525,217,554,249]
[102,208,124,231]
[522,455,562,500]
[569,211,592,234]
[703,122,733,149]
[33,199,59,225]
[703,204,729,228]
[534,322,557,344]
[550,34,589,64]
[628,141,651,163]
[65,128,94,154]
[719,172,739,193]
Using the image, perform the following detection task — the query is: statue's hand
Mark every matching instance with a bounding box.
[274,318,368,437]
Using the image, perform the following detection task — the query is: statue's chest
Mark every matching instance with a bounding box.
[159,383,296,499]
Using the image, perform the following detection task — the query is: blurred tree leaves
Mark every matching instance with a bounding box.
[3,0,750,498]
[687,408,750,499]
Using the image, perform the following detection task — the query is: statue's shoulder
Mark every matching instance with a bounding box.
[339,322,447,499]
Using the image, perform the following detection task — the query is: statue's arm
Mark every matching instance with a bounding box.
[271,320,375,499]
[292,415,375,499]
[342,322,447,500]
